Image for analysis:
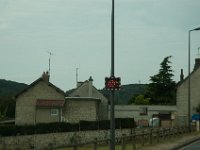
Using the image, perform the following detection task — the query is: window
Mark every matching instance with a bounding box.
[51,109,59,116]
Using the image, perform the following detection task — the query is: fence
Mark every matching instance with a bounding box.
[56,126,195,150]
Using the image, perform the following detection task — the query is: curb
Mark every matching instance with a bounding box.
[171,136,200,150]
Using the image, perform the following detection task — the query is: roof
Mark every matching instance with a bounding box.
[36,99,65,107]
[177,64,200,88]
[15,77,65,98]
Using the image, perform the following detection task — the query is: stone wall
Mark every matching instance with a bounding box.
[0,129,131,149]
[64,99,98,123]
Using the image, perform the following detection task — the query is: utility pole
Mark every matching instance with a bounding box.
[110,0,115,150]
[105,1,121,149]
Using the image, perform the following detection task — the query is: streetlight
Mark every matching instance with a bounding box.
[110,0,115,150]
[188,27,200,131]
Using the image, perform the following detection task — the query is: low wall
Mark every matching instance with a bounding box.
[0,129,131,149]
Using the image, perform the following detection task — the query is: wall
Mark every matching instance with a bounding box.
[177,67,200,121]
[70,80,108,120]
[0,129,132,150]
[64,99,98,123]
[110,105,177,121]
[36,107,61,123]
[109,105,177,127]
[15,80,65,125]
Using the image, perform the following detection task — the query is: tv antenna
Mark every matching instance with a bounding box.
[47,51,53,76]
[76,67,79,84]
[198,47,200,58]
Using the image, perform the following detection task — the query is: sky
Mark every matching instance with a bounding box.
[1,0,200,91]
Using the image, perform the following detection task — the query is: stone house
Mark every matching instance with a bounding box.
[176,58,200,126]
[15,73,108,125]
[15,72,66,125]
[65,76,108,121]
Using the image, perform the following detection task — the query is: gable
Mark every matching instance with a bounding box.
[15,78,65,100]
[69,81,107,99]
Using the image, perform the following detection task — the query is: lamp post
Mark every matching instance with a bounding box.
[188,27,200,131]
[110,0,115,149]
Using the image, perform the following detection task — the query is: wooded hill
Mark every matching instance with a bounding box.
[0,79,27,98]
[100,84,147,105]
[0,79,27,118]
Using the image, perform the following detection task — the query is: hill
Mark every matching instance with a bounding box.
[0,79,27,97]
[0,79,27,118]
[100,84,147,105]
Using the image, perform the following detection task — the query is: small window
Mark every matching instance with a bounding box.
[51,109,59,116]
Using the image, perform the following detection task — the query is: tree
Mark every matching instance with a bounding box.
[129,94,150,105]
[146,56,176,105]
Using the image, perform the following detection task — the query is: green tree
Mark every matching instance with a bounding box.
[129,94,150,105]
[146,56,176,105]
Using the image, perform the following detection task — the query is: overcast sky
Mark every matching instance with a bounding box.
[1,0,200,90]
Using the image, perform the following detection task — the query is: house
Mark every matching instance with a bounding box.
[176,58,200,126]
[15,72,65,125]
[15,73,108,125]
[66,76,108,121]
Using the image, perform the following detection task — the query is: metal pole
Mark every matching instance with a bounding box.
[110,0,115,150]
[188,30,191,131]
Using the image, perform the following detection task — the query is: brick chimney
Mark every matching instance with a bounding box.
[88,76,93,97]
[42,71,49,82]
[180,69,184,81]
[194,58,200,71]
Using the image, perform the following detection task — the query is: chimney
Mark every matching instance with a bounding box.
[194,58,200,70]
[180,69,184,81]
[88,76,93,97]
[42,71,49,82]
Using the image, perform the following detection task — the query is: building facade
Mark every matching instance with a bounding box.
[15,72,65,125]
[176,58,200,126]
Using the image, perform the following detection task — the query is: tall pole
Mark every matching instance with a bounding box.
[110,0,115,150]
[188,30,191,131]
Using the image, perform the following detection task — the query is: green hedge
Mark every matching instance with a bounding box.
[0,118,135,136]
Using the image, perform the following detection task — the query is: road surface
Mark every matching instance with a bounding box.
[179,139,200,150]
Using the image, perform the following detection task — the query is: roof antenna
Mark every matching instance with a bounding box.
[198,47,200,58]
[47,51,53,76]
[76,67,79,85]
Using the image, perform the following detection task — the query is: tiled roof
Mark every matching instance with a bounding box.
[36,99,65,107]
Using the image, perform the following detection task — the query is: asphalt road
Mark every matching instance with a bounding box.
[179,140,200,150]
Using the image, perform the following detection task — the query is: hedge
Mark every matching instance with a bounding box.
[0,118,135,136]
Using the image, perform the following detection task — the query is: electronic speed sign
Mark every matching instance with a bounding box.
[105,77,121,90]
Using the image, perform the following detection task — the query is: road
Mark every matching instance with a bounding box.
[179,140,200,150]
